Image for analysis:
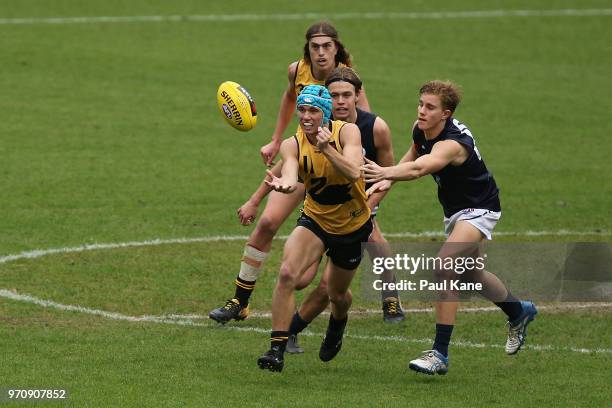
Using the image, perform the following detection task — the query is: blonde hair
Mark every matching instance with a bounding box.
[419,80,462,113]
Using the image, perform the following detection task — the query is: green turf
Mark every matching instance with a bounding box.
[1,1,611,406]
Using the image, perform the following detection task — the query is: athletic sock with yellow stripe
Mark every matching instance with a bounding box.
[234,277,256,307]
[270,331,289,352]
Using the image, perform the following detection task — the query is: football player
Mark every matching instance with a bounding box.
[363,80,538,375]
[257,84,372,372]
[285,67,404,355]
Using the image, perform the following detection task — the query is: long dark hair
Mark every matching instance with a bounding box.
[303,21,352,67]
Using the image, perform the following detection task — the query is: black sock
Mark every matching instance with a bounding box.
[494,292,523,322]
[234,276,256,307]
[289,312,310,335]
[433,323,454,357]
[327,314,348,334]
[270,330,289,353]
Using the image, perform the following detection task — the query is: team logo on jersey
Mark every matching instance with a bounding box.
[350,208,366,218]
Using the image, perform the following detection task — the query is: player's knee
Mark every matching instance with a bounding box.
[328,289,351,307]
[253,214,282,241]
[277,263,298,288]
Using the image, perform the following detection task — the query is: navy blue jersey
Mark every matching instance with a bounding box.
[412,117,501,217]
[355,108,378,189]
[356,108,377,162]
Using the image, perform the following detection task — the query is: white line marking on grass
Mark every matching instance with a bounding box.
[1,230,609,265]
[0,289,187,325]
[0,236,250,265]
[245,302,612,318]
[2,235,610,354]
[1,9,611,26]
[153,302,612,320]
[1,289,611,355]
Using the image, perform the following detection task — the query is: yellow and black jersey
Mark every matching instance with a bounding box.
[294,120,370,235]
[293,58,346,96]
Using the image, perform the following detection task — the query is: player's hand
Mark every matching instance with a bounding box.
[316,126,332,151]
[365,180,393,197]
[260,140,281,167]
[361,157,389,183]
[263,170,297,194]
[237,200,259,226]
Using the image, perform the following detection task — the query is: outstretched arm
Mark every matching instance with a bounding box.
[236,161,282,225]
[364,121,418,196]
[265,138,299,193]
[363,140,463,183]
[260,62,298,166]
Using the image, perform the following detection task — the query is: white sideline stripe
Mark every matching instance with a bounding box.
[1,230,610,265]
[239,302,612,318]
[1,9,611,26]
[0,236,251,265]
[1,289,610,355]
[156,302,612,319]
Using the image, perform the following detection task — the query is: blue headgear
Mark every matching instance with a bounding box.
[296,85,332,125]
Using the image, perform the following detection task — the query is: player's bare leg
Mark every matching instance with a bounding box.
[247,186,305,252]
[271,228,324,331]
[258,227,324,371]
[288,220,406,353]
[209,186,304,324]
[295,257,320,291]
[287,219,406,354]
[285,262,330,353]
[319,262,357,362]
[410,222,478,375]
[410,221,537,375]
[435,221,482,325]
[299,265,331,321]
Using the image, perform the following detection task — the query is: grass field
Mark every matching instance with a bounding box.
[1,1,611,406]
